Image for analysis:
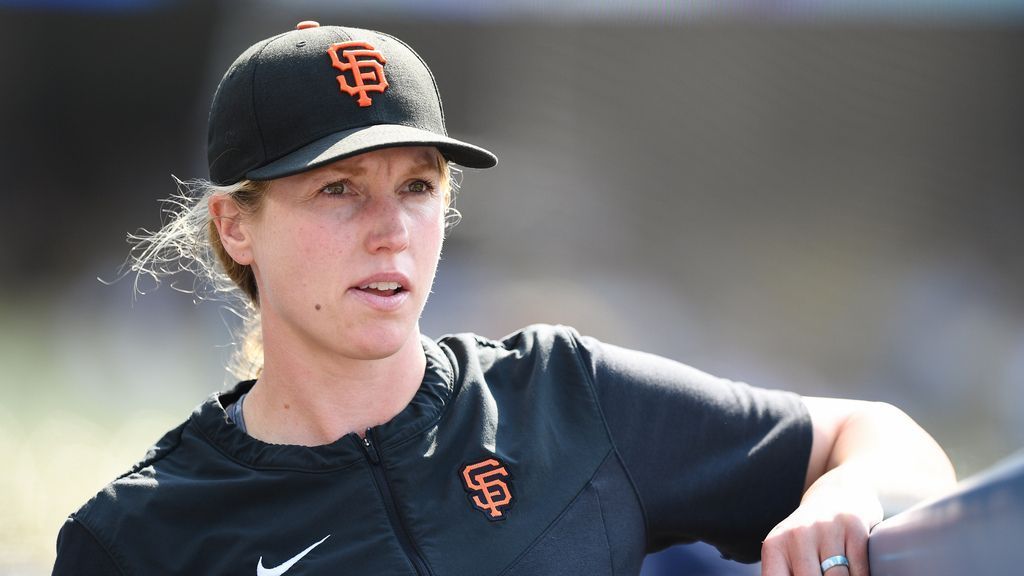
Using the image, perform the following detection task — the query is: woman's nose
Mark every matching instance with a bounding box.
[362,197,410,253]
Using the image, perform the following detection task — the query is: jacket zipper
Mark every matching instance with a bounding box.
[360,429,433,576]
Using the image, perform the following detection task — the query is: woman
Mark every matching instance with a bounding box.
[54,22,955,576]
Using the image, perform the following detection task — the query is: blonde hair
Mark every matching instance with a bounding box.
[123,157,458,381]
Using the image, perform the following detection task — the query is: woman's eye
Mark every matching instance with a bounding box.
[407,180,434,194]
[321,181,348,196]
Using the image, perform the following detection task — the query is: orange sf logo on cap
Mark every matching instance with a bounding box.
[327,41,388,107]
[461,458,513,521]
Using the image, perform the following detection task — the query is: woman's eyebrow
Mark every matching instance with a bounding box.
[407,160,440,175]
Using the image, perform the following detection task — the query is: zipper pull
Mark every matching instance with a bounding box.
[361,430,381,464]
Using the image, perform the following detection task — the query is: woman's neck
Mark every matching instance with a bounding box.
[241,328,427,446]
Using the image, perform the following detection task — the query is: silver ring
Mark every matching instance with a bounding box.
[820,555,850,573]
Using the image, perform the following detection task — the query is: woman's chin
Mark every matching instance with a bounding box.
[337,323,419,361]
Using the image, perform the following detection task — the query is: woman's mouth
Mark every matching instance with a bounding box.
[357,281,405,297]
[348,279,411,312]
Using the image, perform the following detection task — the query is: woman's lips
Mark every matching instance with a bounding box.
[347,273,412,311]
[344,284,407,311]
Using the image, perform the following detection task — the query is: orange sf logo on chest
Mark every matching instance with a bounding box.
[461,458,513,521]
[327,41,388,107]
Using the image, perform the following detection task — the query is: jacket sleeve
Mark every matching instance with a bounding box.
[571,330,813,563]
[52,516,123,575]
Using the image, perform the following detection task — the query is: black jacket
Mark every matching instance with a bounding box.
[54,325,811,575]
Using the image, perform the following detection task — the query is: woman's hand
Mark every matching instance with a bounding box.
[761,465,883,576]
[767,396,957,576]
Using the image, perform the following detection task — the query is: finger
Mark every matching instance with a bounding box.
[813,521,850,576]
[790,525,827,576]
[842,514,871,576]
[760,537,791,576]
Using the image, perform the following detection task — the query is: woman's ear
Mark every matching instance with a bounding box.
[208,194,255,266]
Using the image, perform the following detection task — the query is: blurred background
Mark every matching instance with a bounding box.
[1,0,1022,574]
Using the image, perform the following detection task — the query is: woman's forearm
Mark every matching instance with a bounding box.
[808,398,957,518]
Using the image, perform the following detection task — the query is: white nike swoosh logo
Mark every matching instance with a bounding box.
[257,535,330,576]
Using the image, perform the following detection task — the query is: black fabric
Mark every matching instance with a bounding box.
[575,335,812,561]
[53,517,123,575]
[53,325,811,575]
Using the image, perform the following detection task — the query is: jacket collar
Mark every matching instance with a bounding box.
[189,334,455,471]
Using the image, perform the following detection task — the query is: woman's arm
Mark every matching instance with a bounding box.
[761,397,957,576]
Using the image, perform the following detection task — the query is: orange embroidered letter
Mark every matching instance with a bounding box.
[327,41,388,107]
[461,458,513,521]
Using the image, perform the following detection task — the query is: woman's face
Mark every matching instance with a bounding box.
[245,146,447,361]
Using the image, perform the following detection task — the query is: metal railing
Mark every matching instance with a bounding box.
[869,450,1024,575]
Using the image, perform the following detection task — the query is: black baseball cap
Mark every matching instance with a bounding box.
[207,22,497,186]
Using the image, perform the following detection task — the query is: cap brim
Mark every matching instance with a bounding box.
[246,124,497,181]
